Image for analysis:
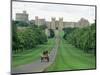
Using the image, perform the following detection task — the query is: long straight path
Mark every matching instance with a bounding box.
[12,37,59,74]
[47,36,96,71]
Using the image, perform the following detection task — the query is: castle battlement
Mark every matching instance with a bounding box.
[15,11,89,30]
[16,11,29,22]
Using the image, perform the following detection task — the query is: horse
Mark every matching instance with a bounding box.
[41,51,49,62]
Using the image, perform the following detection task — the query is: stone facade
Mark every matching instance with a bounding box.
[51,17,56,29]
[16,11,28,22]
[46,17,89,30]
[35,16,46,26]
[15,11,90,37]
[77,18,89,28]
[46,21,51,29]
[63,22,76,28]
[15,11,89,30]
[59,17,63,31]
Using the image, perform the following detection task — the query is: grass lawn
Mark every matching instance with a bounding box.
[47,38,96,71]
[12,38,55,68]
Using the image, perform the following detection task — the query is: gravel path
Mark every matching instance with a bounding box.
[12,42,58,74]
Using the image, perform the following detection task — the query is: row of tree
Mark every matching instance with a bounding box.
[12,21,47,53]
[63,23,96,54]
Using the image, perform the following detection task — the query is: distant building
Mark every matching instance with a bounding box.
[46,21,51,29]
[51,17,56,29]
[16,11,29,22]
[59,17,63,30]
[77,18,89,28]
[38,19,45,26]
[35,16,38,25]
[46,17,89,30]
[15,10,90,37]
[15,11,90,29]
[63,22,76,28]
[35,16,46,26]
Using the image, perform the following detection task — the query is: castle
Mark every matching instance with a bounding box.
[33,16,89,30]
[16,11,90,35]
[16,11,29,22]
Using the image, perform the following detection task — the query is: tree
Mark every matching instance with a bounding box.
[49,29,55,38]
[64,23,96,54]
[12,20,19,52]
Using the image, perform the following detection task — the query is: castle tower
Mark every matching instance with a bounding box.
[51,17,56,29]
[35,16,39,25]
[77,18,89,28]
[59,17,63,31]
[16,10,29,22]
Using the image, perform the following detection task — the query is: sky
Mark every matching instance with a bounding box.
[12,1,95,23]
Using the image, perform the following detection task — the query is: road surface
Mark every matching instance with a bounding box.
[12,38,59,74]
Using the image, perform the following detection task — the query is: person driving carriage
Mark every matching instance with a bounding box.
[40,50,49,62]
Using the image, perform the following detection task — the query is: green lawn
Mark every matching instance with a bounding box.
[47,38,96,71]
[12,38,55,68]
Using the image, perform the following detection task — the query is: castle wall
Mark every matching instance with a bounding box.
[51,17,56,29]
[35,16,46,26]
[35,16,38,25]
[46,21,51,29]
[63,22,75,28]
[16,11,28,22]
[59,18,63,30]
[38,19,45,26]
[15,12,90,29]
[77,18,89,28]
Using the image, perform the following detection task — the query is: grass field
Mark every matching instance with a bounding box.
[12,30,96,71]
[47,32,96,71]
[12,38,55,67]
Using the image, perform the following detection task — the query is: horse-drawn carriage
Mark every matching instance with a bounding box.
[41,51,49,62]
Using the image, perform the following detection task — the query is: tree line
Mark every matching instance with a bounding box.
[12,20,47,53]
[63,23,96,54]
